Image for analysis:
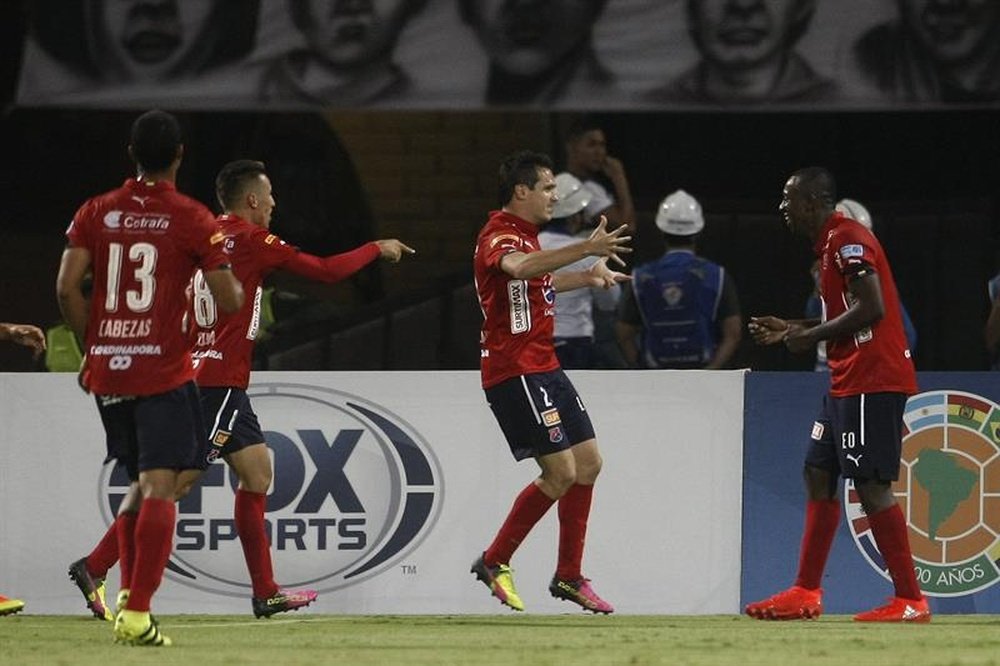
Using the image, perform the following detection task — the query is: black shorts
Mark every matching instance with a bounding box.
[200,386,265,467]
[805,392,907,482]
[485,369,596,461]
[96,381,209,480]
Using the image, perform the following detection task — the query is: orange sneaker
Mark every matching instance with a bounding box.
[745,586,822,620]
[854,596,931,623]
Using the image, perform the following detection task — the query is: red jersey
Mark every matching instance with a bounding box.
[816,211,917,397]
[67,178,228,396]
[192,214,380,388]
[474,210,560,389]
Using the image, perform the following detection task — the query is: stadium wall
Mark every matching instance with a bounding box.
[0,370,745,615]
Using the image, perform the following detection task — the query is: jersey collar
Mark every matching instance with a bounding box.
[814,211,849,256]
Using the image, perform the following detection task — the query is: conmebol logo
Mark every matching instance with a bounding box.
[98,383,444,597]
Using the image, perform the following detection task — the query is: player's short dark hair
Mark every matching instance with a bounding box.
[498,150,553,207]
[792,166,837,206]
[459,0,608,26]
[130,110,182,173]
[216,160,267,211]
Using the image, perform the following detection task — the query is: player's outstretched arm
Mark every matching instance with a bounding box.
[282,239,415,284]
[501,216,631,280]
[552,257,629,293]
[0,322,46,357]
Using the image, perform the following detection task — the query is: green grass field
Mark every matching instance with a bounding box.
[1,614,998,665]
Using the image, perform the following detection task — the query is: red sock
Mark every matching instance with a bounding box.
[116,512,138,592]
[86,522,120,579]
[556,484,594,580]
[794,499,841,590]
[235,489,278,599]
[484,482,555,566]
[126,498,176,612]
[868,504,922,600]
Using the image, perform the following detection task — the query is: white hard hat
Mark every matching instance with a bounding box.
[551,172,592,219]
[655,189,704,236]
[836,198,872,230]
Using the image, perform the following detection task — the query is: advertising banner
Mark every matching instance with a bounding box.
[742,372,1000,614]
[0,370,744,615]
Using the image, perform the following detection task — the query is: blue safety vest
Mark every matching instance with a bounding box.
[632,252,724,368]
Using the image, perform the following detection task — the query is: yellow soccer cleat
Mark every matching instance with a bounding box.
[0,594,25,616]
[68,558,114,621]
[113,610,172,647]
[471,554,525,611]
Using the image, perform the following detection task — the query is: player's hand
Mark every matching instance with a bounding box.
[375,239,416,263]
[602,156,626,182]
[586,215,631,267]
[747,316,790,346]
[586,257,630,289]
[5,324,46,358]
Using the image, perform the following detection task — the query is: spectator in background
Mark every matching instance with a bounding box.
[260,0,430,107]
[806,198,917,371]
[538,173,622,369]
[459,0,616,107]
[616,190,742,369]
[563,117,635,368]
[563,116,636,234]
[25,0,258,94]
[852,0,1000,103]
[644,0,835,105]
[0,322,45,617]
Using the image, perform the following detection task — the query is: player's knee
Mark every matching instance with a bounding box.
[240,469,272,494]
[543,469,577,497]
[576,454,602,484]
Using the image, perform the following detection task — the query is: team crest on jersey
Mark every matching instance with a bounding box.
[548,426,564,443]
[490,234,520,249]
[541,408,562,427]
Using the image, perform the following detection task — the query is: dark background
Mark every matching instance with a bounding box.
[2,5,998,373]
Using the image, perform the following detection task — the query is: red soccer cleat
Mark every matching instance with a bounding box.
[745,586,822,620]
[854,596,931,623]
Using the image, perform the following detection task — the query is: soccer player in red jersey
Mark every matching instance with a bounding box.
[57,110,245,646]
[70,159,414,620]
[744,167,929,623]
[190,160,412,616]
[470,150,630,613]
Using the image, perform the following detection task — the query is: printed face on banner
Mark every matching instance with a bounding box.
[88,0,216,81]
[98,383,444,596]
[300,0,415,66]
[471,0,602,77]
[689,0,811,69]
[898,0,1000,65]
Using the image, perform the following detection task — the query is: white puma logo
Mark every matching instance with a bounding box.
[846,453,863,467]
[131,195,150,208]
